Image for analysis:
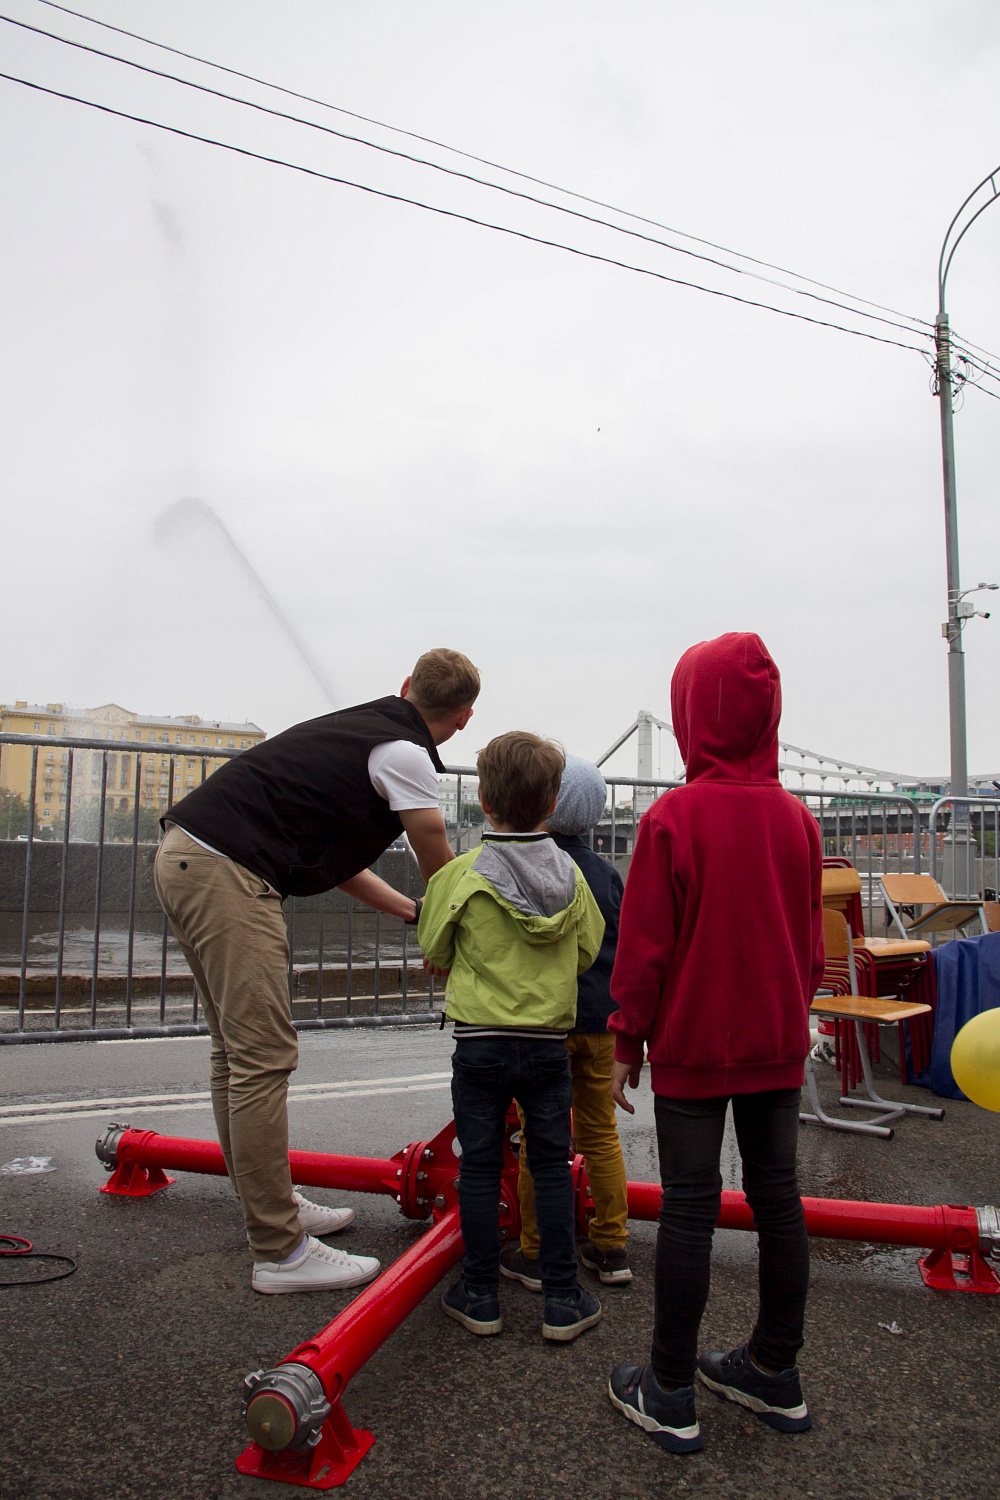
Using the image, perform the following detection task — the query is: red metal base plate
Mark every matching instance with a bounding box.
[235,1407,375,1489]
[918,1246,1000,1294]
[99,1162,174,1197]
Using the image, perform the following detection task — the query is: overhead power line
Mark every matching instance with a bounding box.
[3,10,932,345]
[0,67,933,359]
[31,0,933,337]
[955,347,1000,389]
[949,326,1000,367]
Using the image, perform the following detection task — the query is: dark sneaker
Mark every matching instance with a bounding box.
[441,1278,502,1336]
[580,1241,634,1285]
[697,1344,811,1432]
[608,1362,703,1454]
[500,1242,543,1293]
[542,1287,602,1342]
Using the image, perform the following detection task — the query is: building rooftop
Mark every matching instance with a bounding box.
[1,703,263,735]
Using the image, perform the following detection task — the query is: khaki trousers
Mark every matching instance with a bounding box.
[153,826,302,1261]
[518,1031,629,1255]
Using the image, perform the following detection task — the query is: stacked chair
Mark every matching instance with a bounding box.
[802,908,944,1139]
[821,859,935,1083]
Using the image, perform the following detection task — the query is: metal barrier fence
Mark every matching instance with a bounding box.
[3,728,993,1045]
[0,734,684,1044]
[789,789,925,935]
[929,796,1000,901]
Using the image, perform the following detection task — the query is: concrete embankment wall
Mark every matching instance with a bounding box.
[0,842,425,1003]
[0,840,419,915]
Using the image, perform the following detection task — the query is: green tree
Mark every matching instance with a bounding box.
[0,788,30,840]
[68,798,163,843]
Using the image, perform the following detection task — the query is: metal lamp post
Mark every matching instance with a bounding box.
[935,165,1000,800]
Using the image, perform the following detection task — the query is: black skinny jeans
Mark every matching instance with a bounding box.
[651,1087,810,1386]
[451,1036,579,1297]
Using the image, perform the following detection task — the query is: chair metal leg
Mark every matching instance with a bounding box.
[838,1021,945,1121]
[800,1055,894,1139]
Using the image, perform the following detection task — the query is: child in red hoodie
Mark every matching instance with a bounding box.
[607,633,824,1455]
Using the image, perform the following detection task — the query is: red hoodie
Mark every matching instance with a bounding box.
[609,633,824,1098]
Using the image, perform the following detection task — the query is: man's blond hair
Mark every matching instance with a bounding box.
[477,731,565,832]
[408,648,481,716]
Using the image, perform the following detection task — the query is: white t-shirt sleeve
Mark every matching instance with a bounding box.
[368,740,440,811]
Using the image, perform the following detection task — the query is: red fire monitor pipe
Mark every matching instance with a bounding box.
[96,1124,401,1200]
[626,1179,999,1259]
[95,1121,1000,1490]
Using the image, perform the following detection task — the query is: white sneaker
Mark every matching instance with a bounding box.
[252,1236,381,1295]
[292,1190,356,1236]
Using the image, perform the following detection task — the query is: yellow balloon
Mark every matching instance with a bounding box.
[950,1007,1000,1111]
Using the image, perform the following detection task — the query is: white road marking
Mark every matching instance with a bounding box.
[0,1072,452,1128]
[97,1036,209,1045]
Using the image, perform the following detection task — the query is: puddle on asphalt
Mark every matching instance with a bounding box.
[807,1239,920,1280]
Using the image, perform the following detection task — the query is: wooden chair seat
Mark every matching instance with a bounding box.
[903,902,985,934]
[811,994,932,1025]
[856,936,931,957]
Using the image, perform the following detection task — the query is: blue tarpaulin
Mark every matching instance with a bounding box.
[920,931,1000,1099]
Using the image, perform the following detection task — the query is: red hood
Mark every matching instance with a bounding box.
[670,633,781,783]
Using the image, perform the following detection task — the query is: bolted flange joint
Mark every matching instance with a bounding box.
[242,1362,331,1454]
[95,1122,130,1172]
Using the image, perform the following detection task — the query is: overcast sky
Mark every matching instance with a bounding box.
[2,0,999,780]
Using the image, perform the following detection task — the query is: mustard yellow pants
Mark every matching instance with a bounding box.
[518,1031,628,1255]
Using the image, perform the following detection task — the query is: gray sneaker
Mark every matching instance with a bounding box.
[580,1242,633,1285]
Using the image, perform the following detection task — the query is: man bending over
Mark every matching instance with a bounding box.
[153,648,479,1293]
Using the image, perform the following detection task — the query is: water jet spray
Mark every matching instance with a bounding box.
[154,498,338,708]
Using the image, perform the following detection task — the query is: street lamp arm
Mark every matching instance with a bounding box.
[938,164,1000,311]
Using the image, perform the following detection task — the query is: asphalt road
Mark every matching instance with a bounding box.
[1,1027,998,1500]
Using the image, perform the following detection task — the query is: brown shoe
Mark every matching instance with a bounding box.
[580,1242,633,1285]
[499,1242,543,1292]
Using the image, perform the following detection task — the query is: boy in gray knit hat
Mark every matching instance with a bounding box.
[501,755,632,1288]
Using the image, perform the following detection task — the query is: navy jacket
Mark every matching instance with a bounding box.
[549,831,624,1033]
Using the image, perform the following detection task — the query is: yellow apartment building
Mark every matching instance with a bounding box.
[0,701,265,831]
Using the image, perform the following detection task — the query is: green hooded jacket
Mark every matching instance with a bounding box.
[418,832,605,1031]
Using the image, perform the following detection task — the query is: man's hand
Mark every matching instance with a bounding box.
[611,1059,644,1114]
[422,957,451,980]
[399,808,454,882]
[338,869,416,920]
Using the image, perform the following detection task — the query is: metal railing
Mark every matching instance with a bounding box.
[0,734,680,1044]
[0,730,449,1044]
[929,796,1000,900]
[4,729,995,1044]
[789,789,926,935]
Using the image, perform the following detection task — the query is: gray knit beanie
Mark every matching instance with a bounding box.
[548,755,608,836]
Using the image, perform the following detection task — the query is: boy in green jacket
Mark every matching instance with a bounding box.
[418,730,606,1342]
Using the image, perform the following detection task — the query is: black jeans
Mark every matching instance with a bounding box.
[651,1088,810,1386]
[451,1036,578,1297]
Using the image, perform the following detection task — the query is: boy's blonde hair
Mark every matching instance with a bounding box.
[408,648,481,716]
[477,732,565,832]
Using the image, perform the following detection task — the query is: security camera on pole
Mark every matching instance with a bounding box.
[934,165,1000,895]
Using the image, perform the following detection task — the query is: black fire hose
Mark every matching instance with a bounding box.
[0,1233,77,1287]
